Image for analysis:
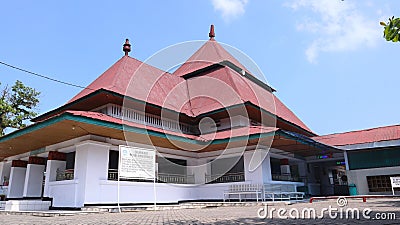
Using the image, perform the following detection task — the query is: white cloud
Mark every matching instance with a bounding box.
[286,0,383,63]
[211,0,249,22]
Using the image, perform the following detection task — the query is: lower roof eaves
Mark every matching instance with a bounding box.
[0,111,338,161]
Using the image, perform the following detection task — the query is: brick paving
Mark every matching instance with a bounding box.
[0,199,400,224]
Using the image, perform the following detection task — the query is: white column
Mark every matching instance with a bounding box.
[244,150,270,184]
[261,154,272,183]
[280,158,291,175]
[206,159,212,183]
[43,152,67,197]
[23,157,46,198]
[298,162,307,178]
[187,158,207,184]
[7,161,27,198]
[74,141,110,206]
[344,150,350,170]
[0,162,3,184]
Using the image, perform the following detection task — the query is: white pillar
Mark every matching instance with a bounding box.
[206,159,212,183]
[7,160,27,198]
[43,152,67,198]
[23,157,46,198]
[74,141,110,206]
[261,154,272,183]
[187,158,207,184]
[298,162,307,178]
[244,150,270,184]
[280,158,291,175]
[344,150,350,171]
[0,162,3,184]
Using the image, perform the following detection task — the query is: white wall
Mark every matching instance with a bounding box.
[99,181,194,204]
[74,140,110,206]
[43,160,66,197]
[98,180,247,204]
[48,180,79,207]
[49,140,260,206]
[195,182,248,199]
[23,137,306,207]
[347,166,400,195]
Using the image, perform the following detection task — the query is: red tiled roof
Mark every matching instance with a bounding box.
[69,56,135,103]
[173,39,249,77]
[183,66,312,133]
[274,95,312,133]
[64,39,312,134]
[313,125,400,146]
[68,56,191,114]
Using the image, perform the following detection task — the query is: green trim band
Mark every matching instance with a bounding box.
[1,112,277,146]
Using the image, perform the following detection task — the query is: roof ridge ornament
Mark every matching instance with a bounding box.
[123,39,131,56]
[209,24,215,40]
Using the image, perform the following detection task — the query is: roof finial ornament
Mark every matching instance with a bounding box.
[209,24,215,40]
[123,39,131,56]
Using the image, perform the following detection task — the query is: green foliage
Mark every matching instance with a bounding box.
[380,16,400,42]
[0,80,40,136]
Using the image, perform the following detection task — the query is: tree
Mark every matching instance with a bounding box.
[380,16,400,42]
[0,80,40,136]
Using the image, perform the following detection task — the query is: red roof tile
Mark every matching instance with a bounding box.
[173,40,249,77]
[313,125,400,146]
[68,56,190,113]
[183,66,312,133]
[64,39,312,134]
[273,95,312,133]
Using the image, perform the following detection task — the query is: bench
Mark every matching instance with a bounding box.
[223,184,263,202]
[223,184,305,202]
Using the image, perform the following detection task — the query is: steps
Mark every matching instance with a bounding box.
[3,200,51,211]
[82,202,263,213]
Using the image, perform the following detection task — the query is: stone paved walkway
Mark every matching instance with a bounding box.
[0,199,400,224]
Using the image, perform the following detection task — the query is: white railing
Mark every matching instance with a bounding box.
[99,104,193,134]
[108,169,118,181]
[158,173,195,184]
[107,169,194,184]
[272,174,303,182]
[205,172,245,184]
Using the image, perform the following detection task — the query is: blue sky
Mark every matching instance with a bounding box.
[0,0,399,135]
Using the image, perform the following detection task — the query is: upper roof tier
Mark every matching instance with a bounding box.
[173,25,251,77]
[173,39,250,77]
[57,26,313,134]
